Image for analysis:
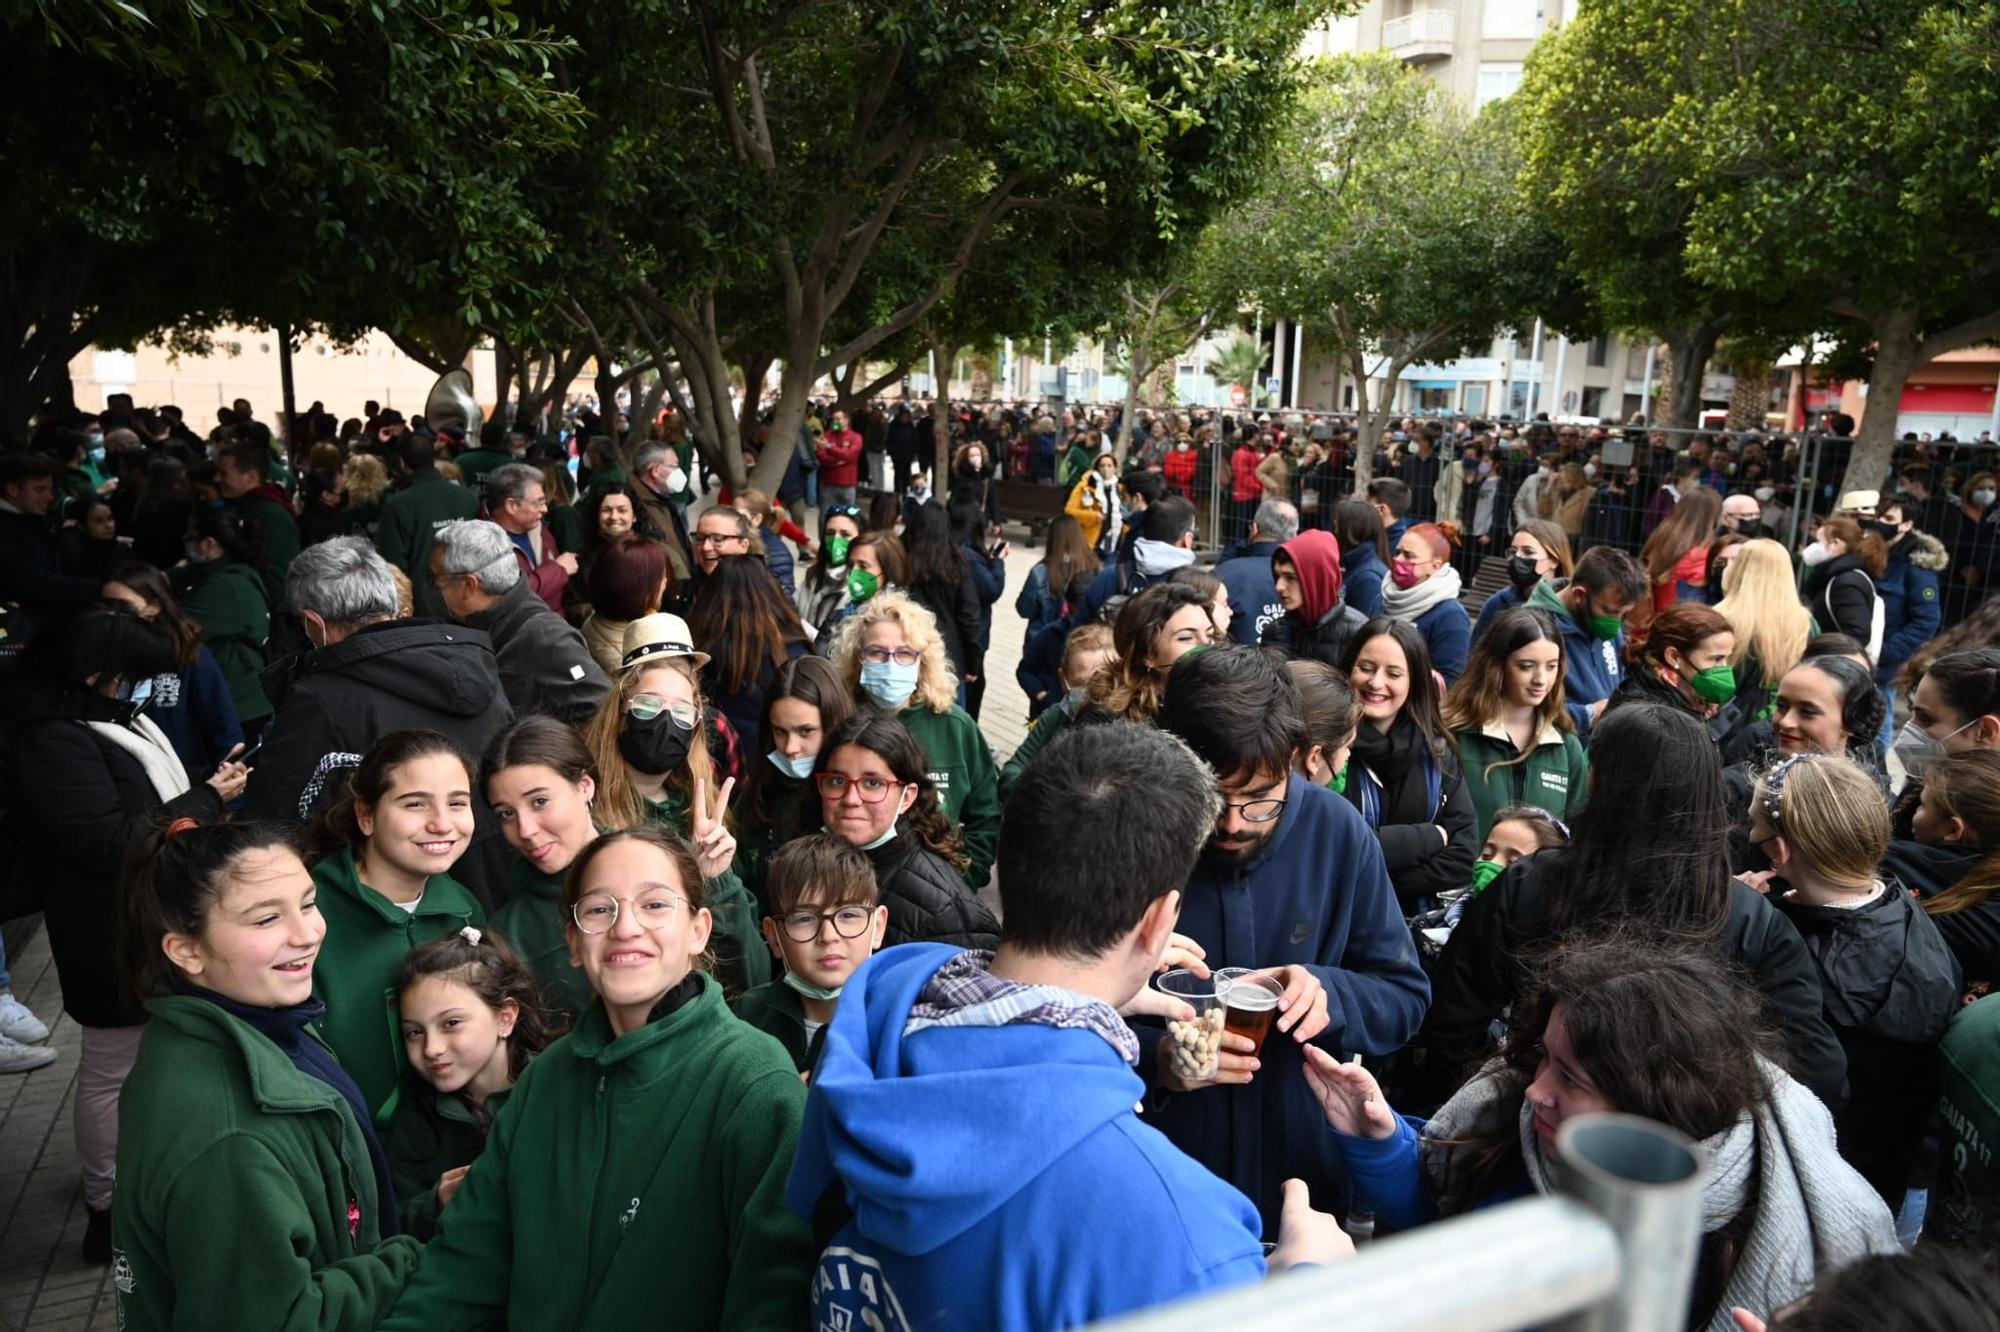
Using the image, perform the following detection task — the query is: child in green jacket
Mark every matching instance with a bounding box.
[309,730,485,1125]
[732,833,887,1075]
[114,818,420,1331]
[376,826,813,1331]
[386,927,551,1239]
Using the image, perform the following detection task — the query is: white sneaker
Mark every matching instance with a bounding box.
[0,1033,56,1074]
[0,992,49,1044]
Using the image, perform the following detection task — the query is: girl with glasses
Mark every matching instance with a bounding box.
[376,827,813,1330]
[830,592,1002,887]
[731,833,886,1074]
[814,712,998,951]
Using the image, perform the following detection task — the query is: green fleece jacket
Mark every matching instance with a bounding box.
[373,469,479,620]
[236,492,302,606]
[310,847,484,1126]
[729,979,826,1074]
[997,690,1079,798]
[490,859,595,1023]
[377,976,811,1331]
[449,446,513,503]
[897,702,1001,887]
[175,556,273,723]
[385,1082,514,1241]
[1450,718,1589,841]
[642,792,774,998]
[112,996,422,1332]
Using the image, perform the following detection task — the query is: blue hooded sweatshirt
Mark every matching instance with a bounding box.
[1135,779,1430,1229]
[1528,579,1624,738]
[787,943,1266,1332]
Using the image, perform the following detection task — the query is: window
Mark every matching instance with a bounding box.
[1477,62,1525,107]
[1343,384,1356,409]
[1482,0,1539,39]
[1586,334,1610,368]
[1580,386,1606,417]
[1416,387,1453,411]
[1463,384,1488,415]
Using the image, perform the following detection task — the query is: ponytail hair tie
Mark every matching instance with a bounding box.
[459,926,482,947]
[164,817,201,841]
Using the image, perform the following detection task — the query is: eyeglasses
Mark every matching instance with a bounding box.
[627,694,698,727]
[571,889,685,934]
[779,905,875,942]
[815,773,905,803]
[694,532,748,547]
[860,646,922,666]
[1218,797,1287,823]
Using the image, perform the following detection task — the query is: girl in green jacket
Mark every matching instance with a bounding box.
[376,826,813,1331]
[175,506,274,730]
[113,819,421,1331]
[829,590,1002,886]
[579,624,770,996]
[308,730,485,1125]
[386,926,551,1239]
[1441,605,1589,842]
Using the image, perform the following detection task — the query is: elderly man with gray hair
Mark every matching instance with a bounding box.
[243,535,513,824]
[430,519,609,727]
[1212,498,1299,645]
[484,461,578,615]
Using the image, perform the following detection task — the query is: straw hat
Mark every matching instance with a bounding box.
[620,612,709,670]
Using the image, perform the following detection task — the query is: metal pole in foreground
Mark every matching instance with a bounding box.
[1087,1112,1703,1332]
[1641,343,1658,425]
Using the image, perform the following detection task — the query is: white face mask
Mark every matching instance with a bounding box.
[1801,541,1831,566]
[663,466,688,494]
[1974,488,1997,507]
[1754,486,1776,502]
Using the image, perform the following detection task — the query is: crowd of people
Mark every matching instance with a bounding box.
[0,387,1997,1331]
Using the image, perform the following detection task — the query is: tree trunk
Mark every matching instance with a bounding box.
[1843,305,1922,497]
[736,352,774,453]
[928,337,957,488]
[1659,322,1725,430]
[1346,344,1377,490]
[1726,368,1772,431]
[1117,352,1147,462]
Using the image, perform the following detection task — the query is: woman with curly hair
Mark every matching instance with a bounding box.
[829,591,1000,886]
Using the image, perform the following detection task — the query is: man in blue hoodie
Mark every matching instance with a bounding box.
[788,722,1347,1332]
[1525,544,1647,738]
[1150,646,1431,1230]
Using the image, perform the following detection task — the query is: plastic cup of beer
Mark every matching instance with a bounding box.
[1216,969,1283,1057]
[1157,968,1226,1081]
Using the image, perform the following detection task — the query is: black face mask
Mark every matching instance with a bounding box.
[1507,556,1542,592]
[617,712,695,776]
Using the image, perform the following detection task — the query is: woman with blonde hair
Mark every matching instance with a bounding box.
[577,615,769,995]
[829,591,1000,886]
[342,452,392,534]
[1716,537,1812,722]
[1551,462,1593,537]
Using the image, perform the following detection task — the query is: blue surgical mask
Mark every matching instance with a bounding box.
[88,445,106,463]
[767,748,815,780]
[859,659,920,709]
[860,820,899,851]
[117,676,154,708]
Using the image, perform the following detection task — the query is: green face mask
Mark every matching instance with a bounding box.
[826,535,851,567]
[1327,764,1348,794]
[846,565,879,602]
[1588,613,1623,641]
[1689,663,1738,704]
[1471,858,1505,895]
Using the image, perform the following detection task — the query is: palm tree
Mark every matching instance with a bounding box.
[1209,333,1268,397]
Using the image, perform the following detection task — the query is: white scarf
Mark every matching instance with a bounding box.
[1381,563,1463,621]
[1425,1059,1896,1331]
[83,714,192,802]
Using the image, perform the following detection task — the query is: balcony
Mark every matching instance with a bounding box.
[1383,8,1455,62]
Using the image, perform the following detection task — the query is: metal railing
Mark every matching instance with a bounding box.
[1383,8,1455,51]
[1091,1114,1707,1332]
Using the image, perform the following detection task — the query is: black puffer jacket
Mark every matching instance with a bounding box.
[1418,852,1848,1111]
[865,832,999,952]
[1801,552,1878,648]
[244,619,513,826]
[1262,601,1368,669]
[1340,717,1476,914]
[1884,838,2000,991]
[462,580,611,728]
[5,706,223,1026]
[1776,879,1961,1207]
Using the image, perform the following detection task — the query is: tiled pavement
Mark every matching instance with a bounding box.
[0,527,1046,1330]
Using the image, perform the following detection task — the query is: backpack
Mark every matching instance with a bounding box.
[1095,564,1140,626]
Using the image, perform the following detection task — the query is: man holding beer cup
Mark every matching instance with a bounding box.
[1150,646,1431,1232]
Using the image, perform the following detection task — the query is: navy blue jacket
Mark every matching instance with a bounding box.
[1342,545,1388,619]
[1472,584,1525,645]
[1410,597,1471,685]
[963,542,1006,651]
[1528,582,1624,738]
[1213,540,1283,646]
[1136,780,1430,1229]
[1875,531,1947,678]
[758,528,796,598]
[146,648,245,782]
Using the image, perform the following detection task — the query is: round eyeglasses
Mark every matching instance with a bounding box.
[571,889,685,934]
[860,646,922,667]
[779,905,874,943]
[626,694,698,727]
[1219,797,1287,824]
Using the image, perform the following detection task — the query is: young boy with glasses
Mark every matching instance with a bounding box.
[732,833,887,1075]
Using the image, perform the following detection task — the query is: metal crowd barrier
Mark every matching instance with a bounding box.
[1090,1113,1708,1332]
